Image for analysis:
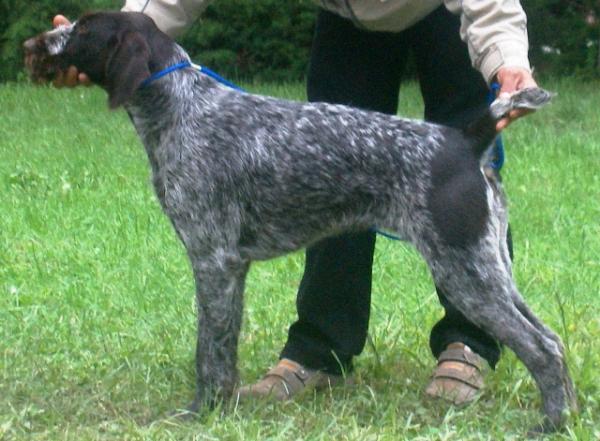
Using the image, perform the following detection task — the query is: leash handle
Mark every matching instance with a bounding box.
[487,82,505,170]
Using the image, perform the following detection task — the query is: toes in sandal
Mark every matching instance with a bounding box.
[236,358,344,402]
[425,343,485,405]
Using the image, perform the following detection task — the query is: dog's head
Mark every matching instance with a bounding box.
[24,11,175,108]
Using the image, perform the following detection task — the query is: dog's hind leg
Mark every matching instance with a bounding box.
[421,239,576,432]
[508,291,578,421]
[186,250,250,412]
[488,183,577,425]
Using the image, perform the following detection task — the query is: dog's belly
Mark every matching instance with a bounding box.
[235,184,423,261]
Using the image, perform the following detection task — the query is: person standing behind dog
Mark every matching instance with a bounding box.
[53,0,537,405]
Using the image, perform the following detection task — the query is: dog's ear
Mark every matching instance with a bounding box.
[105,31,150,109]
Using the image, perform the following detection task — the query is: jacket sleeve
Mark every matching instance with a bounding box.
[444,0,531,84]
[122,0,212,37]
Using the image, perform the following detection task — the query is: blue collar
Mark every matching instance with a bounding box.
[140,60,192,88]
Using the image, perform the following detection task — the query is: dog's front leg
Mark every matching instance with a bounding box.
[186,251,250,412]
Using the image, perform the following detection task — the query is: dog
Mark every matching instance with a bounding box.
[24,11,577,433]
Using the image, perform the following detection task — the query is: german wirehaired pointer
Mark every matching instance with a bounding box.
[24,11,577,433]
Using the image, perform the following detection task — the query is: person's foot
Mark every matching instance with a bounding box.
[425,343,485,405]
[235,358,346,401]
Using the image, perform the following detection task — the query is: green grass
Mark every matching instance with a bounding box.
[1,78,599,440]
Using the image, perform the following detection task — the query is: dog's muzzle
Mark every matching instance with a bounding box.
[23,36,58,82]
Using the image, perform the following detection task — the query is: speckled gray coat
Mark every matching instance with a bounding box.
[24,11,576,433]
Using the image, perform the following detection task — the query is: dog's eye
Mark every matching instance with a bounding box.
[76,25,88,35]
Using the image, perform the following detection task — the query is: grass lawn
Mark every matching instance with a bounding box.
[1,78,599,440]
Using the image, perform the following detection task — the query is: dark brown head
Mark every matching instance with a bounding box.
[23,11,176,108]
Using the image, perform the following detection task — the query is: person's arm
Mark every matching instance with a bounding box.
[444,0,537,130]
[121,0,212,37]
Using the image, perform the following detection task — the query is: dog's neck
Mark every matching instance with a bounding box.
[124,44,222,154]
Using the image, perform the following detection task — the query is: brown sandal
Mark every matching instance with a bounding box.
[425,343,485,405]
[235,358,345,401]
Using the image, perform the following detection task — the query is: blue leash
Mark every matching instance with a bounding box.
[197,65,246,92]
[143,62,504,241]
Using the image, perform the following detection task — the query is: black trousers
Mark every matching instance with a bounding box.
[280,7,502,374]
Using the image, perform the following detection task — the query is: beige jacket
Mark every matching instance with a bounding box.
[122,0,530,83]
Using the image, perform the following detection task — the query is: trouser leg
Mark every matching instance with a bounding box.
[281,9,409,374]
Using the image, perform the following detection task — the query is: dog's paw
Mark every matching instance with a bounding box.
[168,403,201,421]
[526,418,564,438]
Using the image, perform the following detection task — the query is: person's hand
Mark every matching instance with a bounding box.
[494,67,538,131]
[51,15,91,87]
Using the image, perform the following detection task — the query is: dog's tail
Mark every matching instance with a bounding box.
[466,87,554,157]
